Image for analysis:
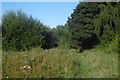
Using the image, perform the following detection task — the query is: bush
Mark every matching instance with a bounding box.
[2,10,57,51]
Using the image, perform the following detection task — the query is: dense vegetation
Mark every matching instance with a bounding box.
[2,2,119,52]
[2,2,119,78]
[68,3,100,50]
[51,24,70,49]
[2,47,118,78]
[67,2,119,52]
[2,10,57,51]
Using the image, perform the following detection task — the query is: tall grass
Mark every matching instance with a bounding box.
[0,51,1,80]
[2,46,118,78]
[2,48,80,78]
[77,48,118,78]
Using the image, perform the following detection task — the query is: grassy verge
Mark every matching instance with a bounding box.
[2,47,118,78]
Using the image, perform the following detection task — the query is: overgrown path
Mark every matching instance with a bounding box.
[76,48,118,78]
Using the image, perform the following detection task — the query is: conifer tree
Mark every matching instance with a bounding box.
[68,2,100,50]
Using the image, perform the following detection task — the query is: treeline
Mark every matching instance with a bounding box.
[2,10,70,51]
[2,10,58,51]
[2,2,120,52]
[67,2,120,52]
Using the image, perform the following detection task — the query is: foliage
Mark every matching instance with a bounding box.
[116,2,120,53]
[94,2,119,54]
[67,2,100,50]
[68,2,119,52]
[2,2,119,78]
[94,3,119,43]
[2,10,57,51]
[51,24,71,49]
[2,47,118,78]
[41,29,58,49]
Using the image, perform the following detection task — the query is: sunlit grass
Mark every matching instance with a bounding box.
[2,48,80,78]
[2,47,118,78]
[77,48,118,78]
[0,38,2,79]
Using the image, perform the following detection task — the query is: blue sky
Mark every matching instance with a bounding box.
[2,2,79,28]
[0,2,1,14]
[2,0,80,2]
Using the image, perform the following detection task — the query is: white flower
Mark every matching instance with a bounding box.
[27,66,31,69]
[6,76,9,78]
[20,67,23,69]
[23,66,27,68]
[20,66,27,69]
[20,65,31,69]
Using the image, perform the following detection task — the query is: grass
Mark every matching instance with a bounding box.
[0,49,1,80]
[77,48,118,78]
[2,46,118,78]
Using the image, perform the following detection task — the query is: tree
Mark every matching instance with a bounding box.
[94,3,119,43]
[2,10,55,51]
[41,27,58,49]
[68,2,100,51]
[51,24,70,49]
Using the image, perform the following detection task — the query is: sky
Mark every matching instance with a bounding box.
[1,0,80,2]
[1,2,79,28]
[0,2,2,25]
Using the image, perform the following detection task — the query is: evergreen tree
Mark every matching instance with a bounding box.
[68,2,100,50]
